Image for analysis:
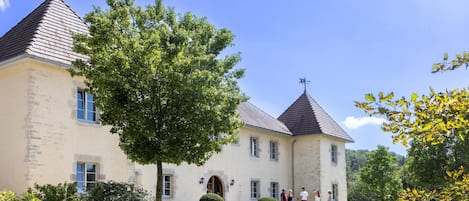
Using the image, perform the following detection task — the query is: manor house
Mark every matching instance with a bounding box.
[0,0,353,200]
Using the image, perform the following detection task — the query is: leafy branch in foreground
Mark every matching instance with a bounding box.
[355,87,469,147]
[356,52,469,200]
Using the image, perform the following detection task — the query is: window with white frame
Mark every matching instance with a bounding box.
[332,183,338,200]
[250,180,260,199]
[270,141,278,161]
[77,90,97,122]
[270,182,279,199]
[331,144,338,165]
[162,175,172,197]
[250,137,259,158]
[76,162,97,193]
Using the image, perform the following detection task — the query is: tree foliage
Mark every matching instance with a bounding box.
[71,0,246,200]
[405,135,469,191]
[355,52,469,200]
[0,191,42,201]
[356,146,402,201]
[346,149,369,201]
[28,183,77,201]
[80,181,148,201]
[199,193,224,201]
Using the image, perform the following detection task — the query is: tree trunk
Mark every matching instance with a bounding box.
[155,160,163,201]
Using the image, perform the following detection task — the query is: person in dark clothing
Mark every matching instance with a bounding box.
[281,189,287,201]
[287,189,293,201]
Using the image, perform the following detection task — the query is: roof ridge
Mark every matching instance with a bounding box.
[239,101,292,135]
[0,0,88,65]
[244,101,277,120]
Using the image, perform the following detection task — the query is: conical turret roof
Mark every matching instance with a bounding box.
[278,91,353,142]
[0,0,88,65]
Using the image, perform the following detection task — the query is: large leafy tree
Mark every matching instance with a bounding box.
[71,0,247,200]
[355,52,469,200]
[346,149,406,201]
[356,146,402,201]
[405,134,469,191]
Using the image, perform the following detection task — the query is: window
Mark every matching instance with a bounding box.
[76,162,97,193]
[163,175,172,197]
[77,90,97,122]
[250,137,259,158]
[250,180,260,199]
[332,183,338,200]
[270,141,278,161]
[270,182,279,199]
[331,144,338,165]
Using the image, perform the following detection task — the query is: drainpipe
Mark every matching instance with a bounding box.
[291,139,297,196]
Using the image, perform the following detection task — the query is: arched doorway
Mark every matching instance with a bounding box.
[207,176,224,197]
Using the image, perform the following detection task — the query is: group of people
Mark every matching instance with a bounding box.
[280,187,334,201]
[279,188,294,201]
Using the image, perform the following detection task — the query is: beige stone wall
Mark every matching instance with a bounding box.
[319,136,347,201]
[137,127,293,201]
[24,60,135,187]
[0,59,137,192]
[0,61,30,192]
[292,134,348,201]
[292,134,321,198]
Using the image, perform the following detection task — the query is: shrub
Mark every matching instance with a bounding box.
[258,197,277,201]
[199,193,224,201]
[80,181,148,201]
[29,182,78,201]
[0,190,18,201]
[21,192,40,201]
[0,190,40,201]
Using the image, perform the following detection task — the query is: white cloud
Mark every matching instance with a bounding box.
[342,116,386,129]
[0,0,10,12]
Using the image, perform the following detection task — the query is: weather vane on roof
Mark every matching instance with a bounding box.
[299,77,310,92]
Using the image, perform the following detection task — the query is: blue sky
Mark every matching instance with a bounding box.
[2,0,469,155]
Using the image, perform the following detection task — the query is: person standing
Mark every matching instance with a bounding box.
[327,191,334,201]
[300,187,309,201]
[314,190,320,201]
[281,189,287,201]
[287,189,293,201]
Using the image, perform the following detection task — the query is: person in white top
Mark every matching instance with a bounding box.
[300,187,309,201]
[314,190,321,201]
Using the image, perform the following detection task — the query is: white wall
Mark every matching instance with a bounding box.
[0,61,30,193]
[137,127,293,201]
[319,136,347,201]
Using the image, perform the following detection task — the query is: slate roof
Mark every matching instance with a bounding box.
[239,102,292,135]
[278,91,354,142]
[0,0,88,66]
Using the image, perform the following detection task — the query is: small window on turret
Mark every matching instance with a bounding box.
[331,144,338,165]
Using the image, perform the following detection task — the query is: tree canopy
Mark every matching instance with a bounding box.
[71,0,247,199]
[355,52,469,200]
[356,146,402,201]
